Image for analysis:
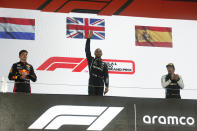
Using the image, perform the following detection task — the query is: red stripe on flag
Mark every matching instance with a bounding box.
[94,32,105,39]
[135,26,172,32]
[67,24,105,31]
[136,42,172,48]
[0,17,35,26]
[67,32,80,38]
[67,17,79,24]
[84,18,89,39]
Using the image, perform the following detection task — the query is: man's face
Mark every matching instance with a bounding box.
[94,48,102,58]
[167,66,174,74]
[19,52,28,62]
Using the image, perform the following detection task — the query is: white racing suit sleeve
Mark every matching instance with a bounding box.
[161,75,171,88]
[177,75,184,89]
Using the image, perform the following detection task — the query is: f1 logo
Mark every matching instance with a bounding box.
[28,105,124,130]
[37,57,135,75]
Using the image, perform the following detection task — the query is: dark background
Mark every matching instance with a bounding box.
[0,93,196,131]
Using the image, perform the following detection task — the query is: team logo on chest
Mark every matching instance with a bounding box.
[92,60,104,71]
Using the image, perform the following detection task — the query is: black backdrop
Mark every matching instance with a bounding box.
[0,93,196,131]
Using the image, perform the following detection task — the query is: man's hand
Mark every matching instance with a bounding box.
[20,72,28,79]
[175,74,179,81]
[87,31,93,38]
[104,87,109,95]
[171,73,175,80]
[20,75,26,79]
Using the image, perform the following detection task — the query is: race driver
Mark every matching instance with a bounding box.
[8,50,37,93]
[85,31,109,96]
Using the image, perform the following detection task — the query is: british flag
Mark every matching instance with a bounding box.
[66,17,105,40]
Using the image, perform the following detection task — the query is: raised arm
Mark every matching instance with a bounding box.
[85,38,92,59]
[85,31,94,62]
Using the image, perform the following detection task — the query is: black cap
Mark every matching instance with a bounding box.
[166,63,175,69]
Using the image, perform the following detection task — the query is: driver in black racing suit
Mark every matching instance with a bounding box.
[85,31,109,96]
[8,50,37,93]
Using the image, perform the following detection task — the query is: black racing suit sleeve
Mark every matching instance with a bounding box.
[104,63,109,87]
[8,64,21,81]
[85,38,94,68]
[28,66,37,82]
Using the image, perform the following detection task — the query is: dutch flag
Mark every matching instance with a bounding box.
[0,17,35,40]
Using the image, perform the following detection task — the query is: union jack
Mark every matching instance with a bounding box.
[66,17,105,40]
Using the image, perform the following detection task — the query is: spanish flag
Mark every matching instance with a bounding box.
[135,26,172,48]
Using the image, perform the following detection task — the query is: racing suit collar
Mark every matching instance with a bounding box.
[19,61,27,65]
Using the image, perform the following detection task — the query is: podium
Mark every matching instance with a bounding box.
[0,93,196,131]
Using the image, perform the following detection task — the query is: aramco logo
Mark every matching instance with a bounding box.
[143,115,195,126]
